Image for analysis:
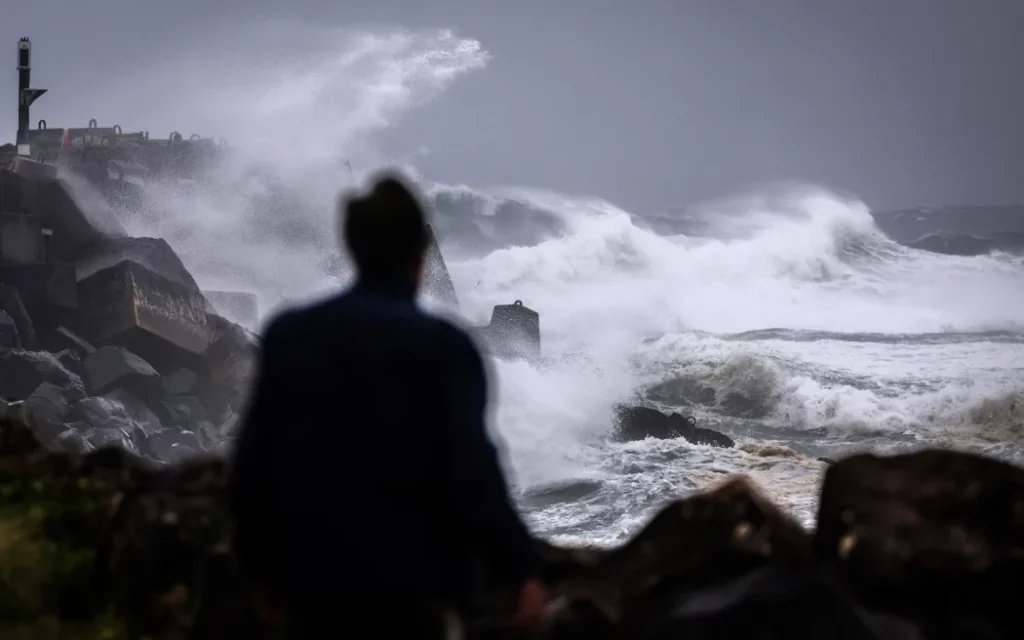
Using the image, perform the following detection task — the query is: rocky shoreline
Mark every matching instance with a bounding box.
[3,396,1024,638]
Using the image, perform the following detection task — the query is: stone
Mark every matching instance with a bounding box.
[82,344,160,396]
[0,211,46,263]
[197,314,257,418]
[612,404,735,448]
[816,449,1024,638]
[76,259,209,366]
[54,348,85,379]
[27,173,126,261]
[423,223,458,308]
[75,236,199,289]
[24,381,71,442]
[480,300,541,360]
[162,395,209,428]
[53,325,97,356]
[0,283,35,349]
[162,367,198,396]
[69,390,162,443]
[0,263,78,326]
[0,347,84,401]
[138,429,203,463]
[0,310,18,348]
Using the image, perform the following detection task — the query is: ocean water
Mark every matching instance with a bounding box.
[99,20,1024,546]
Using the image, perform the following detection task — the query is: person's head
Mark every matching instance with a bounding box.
[340,172,429,286]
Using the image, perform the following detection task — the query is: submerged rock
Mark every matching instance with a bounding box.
[612,404,735,448]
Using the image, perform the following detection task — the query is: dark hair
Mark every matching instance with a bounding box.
[341,172,429,279]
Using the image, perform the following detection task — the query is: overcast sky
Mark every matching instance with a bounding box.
[4,0,1024,213]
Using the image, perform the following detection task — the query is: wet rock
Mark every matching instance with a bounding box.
[612,404,735,448]
[198,314,258,419]
[53,325,97,357]
[0,310,18,348]
[55,424,95,454]
[82,344,160,397]
[76,259,210,368]
[69,389,162,441]
[162,395,209,427]
[0,282,35,349]
[632,566,924,639]
[162,367,198,396]
[55,347,85,379]
[0,347,84,400]
[816,449,1024,638]
[138,429,204,463]
[24,382,72,443]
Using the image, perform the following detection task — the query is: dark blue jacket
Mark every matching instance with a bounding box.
[228,277,540,607]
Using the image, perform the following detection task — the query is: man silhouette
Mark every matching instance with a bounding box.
[228,172,546,636]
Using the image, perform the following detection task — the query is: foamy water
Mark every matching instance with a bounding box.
[91,20,1024,543]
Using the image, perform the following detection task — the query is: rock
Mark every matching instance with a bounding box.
[82,344,161,397]
[0,310,18,348]
[162,395,209,427]
[162,367,198,396]
[4,400,1024,637]
[0,263,78,333]
[629,566,924,639]
[76,259,210,369]
[55,347,85,379]
[612,404,735,448]
[0,283,35,349]
[197,314,257,419]
[69,390,162,444]
[816,449,1024,638]
[53,325,97,357]
[138,429,204,463]
[54,426,95,454]
[0,347,84,401]
[24,381,71,443]
[28,172,127,260]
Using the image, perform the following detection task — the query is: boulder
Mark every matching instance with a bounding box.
[0,310,18,348]
[0,283,35,349]
[82,344,161,397]
[197,314,258,419]
[423,223,458,308]
[816,449,1024,638]
[162,395,210,428]
[0,347,84,401]
[0,262,78,332]
[24,381,72,443]
[76,259,209,367]
[612,404,735,448]
[27,172,127,260]
[162,367,198,396]
[75,236,199,289]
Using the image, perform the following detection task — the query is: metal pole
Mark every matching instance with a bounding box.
[16,38,47,155]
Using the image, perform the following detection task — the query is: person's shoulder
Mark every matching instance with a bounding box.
[256,296,333,345]
[420,311,485,362]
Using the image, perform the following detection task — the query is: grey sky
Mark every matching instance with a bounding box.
[4,0,1023,213]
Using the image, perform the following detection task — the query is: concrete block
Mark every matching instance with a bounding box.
[0,263,78,314]
[76,260,209,366]
[0,212,46,263]
[485,299,541,360]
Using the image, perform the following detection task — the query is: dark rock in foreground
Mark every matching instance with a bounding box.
[612,404,735,448]
[8,404,1023,638]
